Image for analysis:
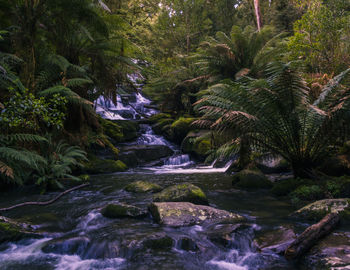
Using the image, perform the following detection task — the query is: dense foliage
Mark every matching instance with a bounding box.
[0,0,350,190]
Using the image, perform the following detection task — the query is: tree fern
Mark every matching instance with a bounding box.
[195,62,350,177]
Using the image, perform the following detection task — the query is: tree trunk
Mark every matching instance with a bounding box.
[284,212,340,260]
[254,0,262,32]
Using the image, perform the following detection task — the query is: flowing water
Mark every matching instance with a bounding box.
[0,171,305,270]
[0,91,309,269]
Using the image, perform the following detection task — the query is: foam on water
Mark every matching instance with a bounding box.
[207,260,248,270]
[0,238,125,270]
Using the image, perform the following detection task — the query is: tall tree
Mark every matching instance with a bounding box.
[254,0,262,31]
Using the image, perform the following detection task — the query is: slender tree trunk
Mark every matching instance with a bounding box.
[254,0,262,32]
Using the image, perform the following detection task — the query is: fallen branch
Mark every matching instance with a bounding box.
[284,212,340,260]
[0,183,89,212]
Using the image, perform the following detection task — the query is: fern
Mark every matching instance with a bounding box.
[195,62,350,178]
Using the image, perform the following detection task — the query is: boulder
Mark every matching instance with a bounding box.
[125,181,163,193]
[170,117,195,144]
[254,226,296,254]
[101,203,147,219]
[301,232,350,270]
[83,157,128,174]
[232,169,273,190]
[153,183,208,205]
[149,202,244,227]
[118,145,174,167]
[290,198,350,221]
[0,216,36,243]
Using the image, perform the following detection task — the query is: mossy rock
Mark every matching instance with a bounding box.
[78,174,90,182]
[21,213,60,225]
[153,183,208,205]
[99,118,123,142]
[0,216,35,243]
[170,117,196,143]
[113,120,140,142]
[232,169,272,190]
[101,203,147,218]
[84,156,128,174]
[149,202,244,227]
[125,181,163,193]
[271,178,311,196]
[290,198,350,221]
[148,113,172,124]
[152,118,174,135]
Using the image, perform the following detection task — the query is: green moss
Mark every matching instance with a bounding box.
[113,120,140,142]
[100,118,123,142]
[148,113,172,123]
[289,185,324,203]
[21,213,59,225]
[78,174,90,181]
[101,204,146,218]
[170,117,195,143]
[232,169,272,190]
[0,221,23,243]
[152,118,174,135]
[181,134,212,161]
[84,155,128,174]
[153,183,208,205]
[125,181,163,193]
[271,178,310,196]
[291,198,350,221]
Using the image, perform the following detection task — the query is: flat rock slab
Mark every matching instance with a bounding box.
[149,202,244,227]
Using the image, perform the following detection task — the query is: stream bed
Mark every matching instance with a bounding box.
[0,170,318,270]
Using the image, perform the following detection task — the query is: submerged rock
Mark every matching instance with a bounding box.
[291,198,350,221]
[125,181,163,193]
[204,223,251,247]
[178,237,199,251]
[143,234,174,251]
[301,232,350,270]
[254,226,296,254]
[232,169,273,190]
[0,216,37,243]
[149,202,244,227]
[42,236,90,255]
[153,183,208,205]
[101,203,147,219]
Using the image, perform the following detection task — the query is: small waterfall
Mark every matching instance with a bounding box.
[135,125,170,146]
[164,154,193,166]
